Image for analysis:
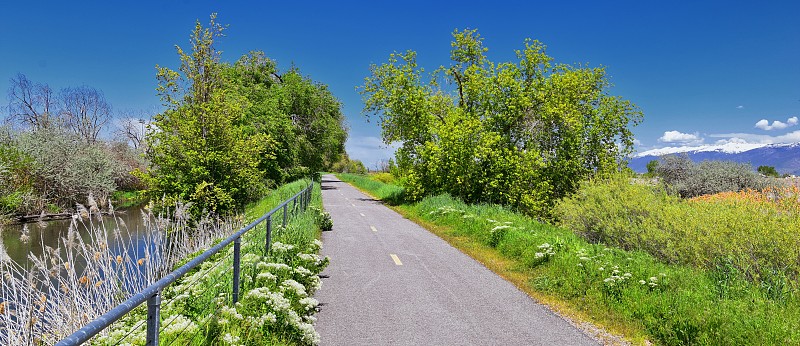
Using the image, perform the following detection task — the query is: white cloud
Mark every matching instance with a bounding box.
[754,116,799,131]
[658,130,704,145]
[709,130,800,144]
[632,138,643,146]
[345,136,401,169]
[736,105,744,109]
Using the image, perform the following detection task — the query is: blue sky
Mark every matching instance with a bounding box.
[2,1,798,166]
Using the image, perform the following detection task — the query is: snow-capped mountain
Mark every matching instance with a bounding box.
[628,143,800,176]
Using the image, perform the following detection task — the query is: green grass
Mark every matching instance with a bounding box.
[338,173,800,345]
[336,173,405,205]
[110,190,148,209]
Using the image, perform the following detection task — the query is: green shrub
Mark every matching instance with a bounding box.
[310,206,333,232]
[656,155,768,198]
[555,173,800,283]
[337,173,406,205]
[370,172,396,184]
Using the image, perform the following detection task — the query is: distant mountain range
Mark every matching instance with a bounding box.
[628,143,800,176]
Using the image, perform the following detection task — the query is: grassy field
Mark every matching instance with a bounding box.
[337,173,800,345]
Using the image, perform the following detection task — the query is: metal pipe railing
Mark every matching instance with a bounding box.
[55,180,315,346]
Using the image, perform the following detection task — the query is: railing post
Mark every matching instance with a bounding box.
[283,204,287,228]
[265,216,272,255]
[233,236,241,303]
[146,290,161,346]
[307,184,311,208]
[293,198,297,217]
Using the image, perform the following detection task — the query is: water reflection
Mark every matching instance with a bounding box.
[1,208,151,268]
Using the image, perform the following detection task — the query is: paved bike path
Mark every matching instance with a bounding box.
[314,175,598,345]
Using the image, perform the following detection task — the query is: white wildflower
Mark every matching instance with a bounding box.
[299,297,319,310]
[265,263,292,272]
[162,315,198,337]
[294,266,313,277]
[271,242,295,253]
[257,272,277,282]
[298,253,317,262]
[298,321,321,344]
[281,279,308,297]
[222,333,240,345]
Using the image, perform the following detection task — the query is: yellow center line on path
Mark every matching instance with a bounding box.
[390,254,403,266]
[370,225,378,232]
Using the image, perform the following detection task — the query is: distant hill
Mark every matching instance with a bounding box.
[628,143,800,176]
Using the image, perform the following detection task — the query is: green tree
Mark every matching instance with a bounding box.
[646,160,659,176]
[360,29,641,216]
[144,14,271,215]
[222,52,347,184]
[757,165,780,178]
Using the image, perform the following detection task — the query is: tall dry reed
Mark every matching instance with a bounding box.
[0,198,240,345]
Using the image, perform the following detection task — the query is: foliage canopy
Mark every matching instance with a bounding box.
[360,29,641,216]
[143,14,347,215]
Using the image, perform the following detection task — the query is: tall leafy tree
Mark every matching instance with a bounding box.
[361,29,642,216]
[144,14,271,215]
[222,52,347,184]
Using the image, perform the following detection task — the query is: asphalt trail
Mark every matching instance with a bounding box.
[314,174,598,345]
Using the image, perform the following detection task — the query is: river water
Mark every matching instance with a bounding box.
[0,208,150,267]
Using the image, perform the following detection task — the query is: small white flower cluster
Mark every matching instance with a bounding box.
[221,332,241,345]
[271,241,295,253]
[534,242,556,259]
[576,248,591,267]
[297,320,321,345]
[294,266,313,278]
[256,271,277,283]
[298,253,317,262]
[639,273,666,289]
[281,279,308,297]
[162,314,199,337]
[428,206,464,216]
[95,324,145,345]
[603,268,633,287]
[299,297,319,311]
[264,262,292,273]
[246,312,277,327]
[220,305,244,321]
[491,225,512,232]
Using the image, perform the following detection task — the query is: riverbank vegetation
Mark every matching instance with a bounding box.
[1,13,347,222]
[0,179,328,345]
[339,172,799,344]
[0,95,145,220]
